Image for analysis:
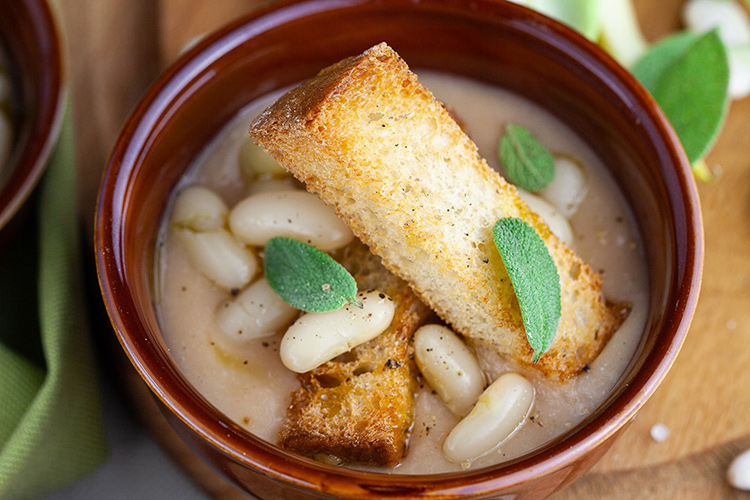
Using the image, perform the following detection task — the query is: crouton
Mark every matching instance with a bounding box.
[251,43,627,381]
[279,242,431,466]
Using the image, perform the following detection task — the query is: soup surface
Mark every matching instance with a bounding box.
[155,71,649,474]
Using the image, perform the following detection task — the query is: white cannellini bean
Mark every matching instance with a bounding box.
[683,0,750,100]
[728,44,750,100]
[539,157,588,218]
[216,277,298,341]
[229,190,354,250]
[413,324,485,416]
[517,188,574,246]
[174,228,257,291]
[246,177,300,195]
[280,290,395,373]
[728,447,750,491]
[0,111,11,170]
[239,138,288,178]
[683,0,750,47]
[443,373,534,464]
[171,185,228,231]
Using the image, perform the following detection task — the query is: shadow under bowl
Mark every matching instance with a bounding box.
[96,0,703,498]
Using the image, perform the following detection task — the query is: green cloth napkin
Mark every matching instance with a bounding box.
[0,110,107,498]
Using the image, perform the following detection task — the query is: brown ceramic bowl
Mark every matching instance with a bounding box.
[0,0,64,236]
[96,0,702,498]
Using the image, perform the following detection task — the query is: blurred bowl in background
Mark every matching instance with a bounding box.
[0,0,65,240]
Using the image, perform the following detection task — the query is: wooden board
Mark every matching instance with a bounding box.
[59,0,750,497]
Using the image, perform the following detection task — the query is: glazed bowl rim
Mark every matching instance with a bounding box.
[95,0,703,494]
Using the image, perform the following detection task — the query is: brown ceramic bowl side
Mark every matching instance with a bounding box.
[96,0,702,498]
[0,0,65,231]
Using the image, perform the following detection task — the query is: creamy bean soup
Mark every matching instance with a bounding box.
[155,71,649,474]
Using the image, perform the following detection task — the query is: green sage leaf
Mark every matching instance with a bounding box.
[264,237,359,313]
[492,218,561,363]
[632,32,698,90]
[632,29,730,164]
[499,125,555,192]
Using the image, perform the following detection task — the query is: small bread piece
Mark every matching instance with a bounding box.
[250,43,627,381]
[279,242,431,466]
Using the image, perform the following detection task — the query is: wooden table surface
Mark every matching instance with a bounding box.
[58,0,750,498]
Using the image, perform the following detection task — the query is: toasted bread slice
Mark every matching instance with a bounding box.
[250,43,627,381]
[279,242,431,466]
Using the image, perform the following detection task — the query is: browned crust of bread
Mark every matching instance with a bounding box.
[250,43,628,381]
[279,242,431,466]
